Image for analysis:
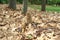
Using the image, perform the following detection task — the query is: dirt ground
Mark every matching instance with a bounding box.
[0,4,60,40]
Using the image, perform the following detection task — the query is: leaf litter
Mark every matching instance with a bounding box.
[0,4,60,40]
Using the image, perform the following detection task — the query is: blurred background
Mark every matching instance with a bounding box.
[0,0,60,12]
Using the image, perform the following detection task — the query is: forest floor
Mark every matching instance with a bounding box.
[0,4,60,40]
